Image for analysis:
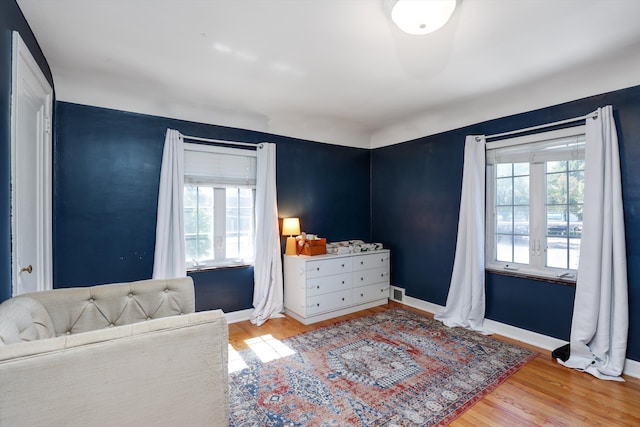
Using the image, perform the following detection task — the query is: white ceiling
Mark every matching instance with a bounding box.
[17,0,640,149]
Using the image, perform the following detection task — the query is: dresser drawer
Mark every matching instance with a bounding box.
[307,290,352,315]
[353,283,390,304]
[306,258,352,278]
[352,252,390,271]
[307,273,352,297]
[353,267,389,287]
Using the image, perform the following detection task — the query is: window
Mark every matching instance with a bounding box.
[486,127,585,282]
[184,143,256,269]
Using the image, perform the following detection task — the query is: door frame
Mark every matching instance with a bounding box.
[11,31,53,296]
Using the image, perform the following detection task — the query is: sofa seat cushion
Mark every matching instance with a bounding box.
[0,297,55,346]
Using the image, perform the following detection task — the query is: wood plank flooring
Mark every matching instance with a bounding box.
[228,302,640,426]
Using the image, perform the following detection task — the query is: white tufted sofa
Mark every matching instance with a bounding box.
[0,277,229,427]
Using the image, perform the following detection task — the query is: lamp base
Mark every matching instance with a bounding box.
[285,236,297,255]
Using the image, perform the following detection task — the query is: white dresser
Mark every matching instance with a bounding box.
[283,250,390,325]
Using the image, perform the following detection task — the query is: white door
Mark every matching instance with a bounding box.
[11,32,53,296]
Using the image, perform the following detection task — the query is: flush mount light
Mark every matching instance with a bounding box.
[391,0,457,35]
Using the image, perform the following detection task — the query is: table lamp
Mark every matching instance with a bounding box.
[282,218,301,255]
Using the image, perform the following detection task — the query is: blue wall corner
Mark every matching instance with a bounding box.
[372,85,640,361]
[52,102,371,312]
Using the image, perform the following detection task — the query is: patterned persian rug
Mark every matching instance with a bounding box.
[229,308,537,426]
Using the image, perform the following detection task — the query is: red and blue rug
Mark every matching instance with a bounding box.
[229,308,537,426]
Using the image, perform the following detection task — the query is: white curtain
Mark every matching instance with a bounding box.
[152,129,186,279]
[559,106,629,381]
[251,143,284,326]
[435,135,488,332]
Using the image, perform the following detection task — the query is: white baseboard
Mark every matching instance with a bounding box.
[224,308,253,324]
[392,288,640,379]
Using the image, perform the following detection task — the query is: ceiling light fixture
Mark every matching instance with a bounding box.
[391,0,457,35]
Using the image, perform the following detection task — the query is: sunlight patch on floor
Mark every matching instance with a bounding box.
[228,344,248,373]
[245,334,296,363]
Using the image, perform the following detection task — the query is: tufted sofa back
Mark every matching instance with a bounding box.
[23,277,195,337]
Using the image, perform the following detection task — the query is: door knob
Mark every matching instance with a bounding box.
[21,265,33,274]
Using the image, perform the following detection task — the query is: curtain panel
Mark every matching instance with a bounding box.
[559,106,629,381]
[251,143,284,326]
[152,129,186,279]
[434,135,488,332]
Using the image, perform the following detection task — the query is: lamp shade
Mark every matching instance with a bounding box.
[282,218,301,236]
[391,0,456,35]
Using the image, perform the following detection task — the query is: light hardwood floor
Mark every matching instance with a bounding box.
[228,302,640,426]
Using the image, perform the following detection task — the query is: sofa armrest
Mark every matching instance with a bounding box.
[0,310,229,427]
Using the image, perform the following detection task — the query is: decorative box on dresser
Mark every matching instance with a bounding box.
[283,250,390,325]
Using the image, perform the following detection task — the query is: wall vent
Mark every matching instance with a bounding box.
[391,286,405,302]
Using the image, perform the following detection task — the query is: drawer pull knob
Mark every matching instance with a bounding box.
[381,273,384,277]
[342,281,345,284]
[342,297,345,301]
[317,285,320,289]
[317,303,320,307]
[360,261,364,265]
[360,293,364,297]
[360,277,364,281]
[341,264,345,267]
[317,267,320,271]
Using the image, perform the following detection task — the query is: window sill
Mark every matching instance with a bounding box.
[187,263,253,273]
[485,267,576,286]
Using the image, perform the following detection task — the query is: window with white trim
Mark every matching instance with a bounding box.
[184,143,256,270]
[486,127,585,282]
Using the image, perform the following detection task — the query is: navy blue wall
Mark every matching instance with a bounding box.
[53,102,371,312]
[0,0,54,301]
[372,85,640,362]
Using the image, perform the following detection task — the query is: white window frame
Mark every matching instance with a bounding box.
[183,143,256,270]
[485,126,585,283]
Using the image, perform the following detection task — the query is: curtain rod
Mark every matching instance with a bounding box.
[484,112,598,141]
[181,133,262,149]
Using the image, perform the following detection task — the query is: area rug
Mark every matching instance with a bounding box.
[229,308,537,426]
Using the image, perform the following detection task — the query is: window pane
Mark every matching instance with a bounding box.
[496,163,512,178]
[513,206,529,235]
[547,206,567,236]
[226,188,239,259]
[546,172,567,204]
[184,188,198,236]
[545,160,583,272]
[514,236,529,264]
[496,206,513,234]
[226,187,255,260]
[547,237,568,269]
[569,205,583,238]
[238,188,254,258]
[513,176,529,205]
[568,171,584,204]
[547,160,567,173]
[513,162,529,176]
[496,177,512,205]
[496,234,513,263]
[184,186,214,264]
[198,187,214,261]
[568,160,585,171]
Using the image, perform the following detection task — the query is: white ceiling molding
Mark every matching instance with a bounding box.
[17,0,640,149]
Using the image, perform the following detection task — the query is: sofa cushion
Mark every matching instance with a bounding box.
[26,277,195,335]
[0,297,55,346]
